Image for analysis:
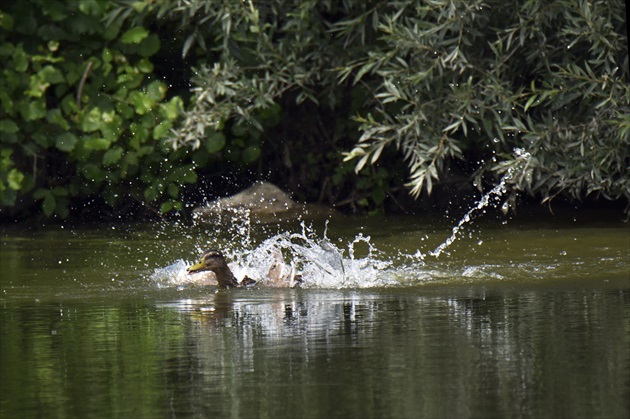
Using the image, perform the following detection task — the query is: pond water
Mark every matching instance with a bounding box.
[1,213,629,418]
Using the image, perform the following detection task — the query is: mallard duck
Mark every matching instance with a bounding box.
[187,249,302,288]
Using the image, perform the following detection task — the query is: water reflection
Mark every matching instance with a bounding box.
[3,286,627,418]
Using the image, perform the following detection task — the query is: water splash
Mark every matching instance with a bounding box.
[149,219,401,289]
[220,221,398,289]
[150,149,532,289]
[424,148,531,259]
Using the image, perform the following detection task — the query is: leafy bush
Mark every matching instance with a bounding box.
[339,0,629,211]
[0,0,194,219]
[2,0,627,220]
[110,0,411,212]
[135,0,628,213]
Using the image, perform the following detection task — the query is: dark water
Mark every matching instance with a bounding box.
[1,217,629,418]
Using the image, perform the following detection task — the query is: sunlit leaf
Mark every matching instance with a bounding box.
[129,91,154,114]
[121,27,149,44]
[81,107,103,132]
[7,168,24,190]
[84,137,110,150]
[153,121,172,139]
[146,80,166,101]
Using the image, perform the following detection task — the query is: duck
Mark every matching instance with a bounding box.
[187,249,302,288]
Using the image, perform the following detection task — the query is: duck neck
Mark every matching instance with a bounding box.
[214,266,239,288]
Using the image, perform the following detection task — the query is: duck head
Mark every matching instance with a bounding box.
[187,250,240,288]
[187,250,229,274]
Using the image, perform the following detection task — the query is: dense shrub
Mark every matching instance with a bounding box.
[109,0,422,212]
[136,0,629,214]
[0,0,194,219]
[1,0,628,220]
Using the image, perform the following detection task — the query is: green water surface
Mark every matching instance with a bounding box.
[1,216,628,418]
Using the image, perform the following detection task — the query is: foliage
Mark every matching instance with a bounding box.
[0,0,195,219]
[2,0,627,220]
[131,0,628,213]
[110,0,410,212]
[339,0,629,211]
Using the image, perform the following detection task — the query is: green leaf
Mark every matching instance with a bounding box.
[121,27,149,44]
[82,163,103,181]
[84,137,110,150]
[55,198,70,218]
[103,147,124,165]
[153,121,172,139]
[146,80,166,101]
[161,97,183,120]
[102,48,114,64]
[128,91,154,115]
[130,123,149,143]
[0,120,19,134]
[13,48,28,72]
[0,188,17,207]
[47,40,60,52]
[78,0,108,17]
[116,102,134,119]
[242,146,261,163]
[137,58,154,73]
[7,168,24,190]
[231,124,248,137]
[100,113,123,143]
[42,194,56,217]
[81,107,104,132]
[167,183,179,198]
[524,94,538,111]
[38,25,67,41]
[52,186,68,197]
[144,185,159,202]
[160,201,174,213]
[0,91,14,114]
[46,109,70,130]
[137,145,153,156]
[179,168,197,184]
[55,132,78,152]
[0,11,14,30]
[40,65,65,84]
[123,151,139,167]
[33,189,49,200]
[205,131,226,153]
[103,21,121,41]
[138,33,161,57]
[22,100,46,121]
[32,132,50,147]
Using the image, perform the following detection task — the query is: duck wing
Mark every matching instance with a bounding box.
[267,250,302,288]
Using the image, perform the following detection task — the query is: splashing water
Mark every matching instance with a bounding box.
[235,227,396,288]
[151,221,399,289]
[425,148,531,259]
[424,148,531,260]
[151,149,532,289]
